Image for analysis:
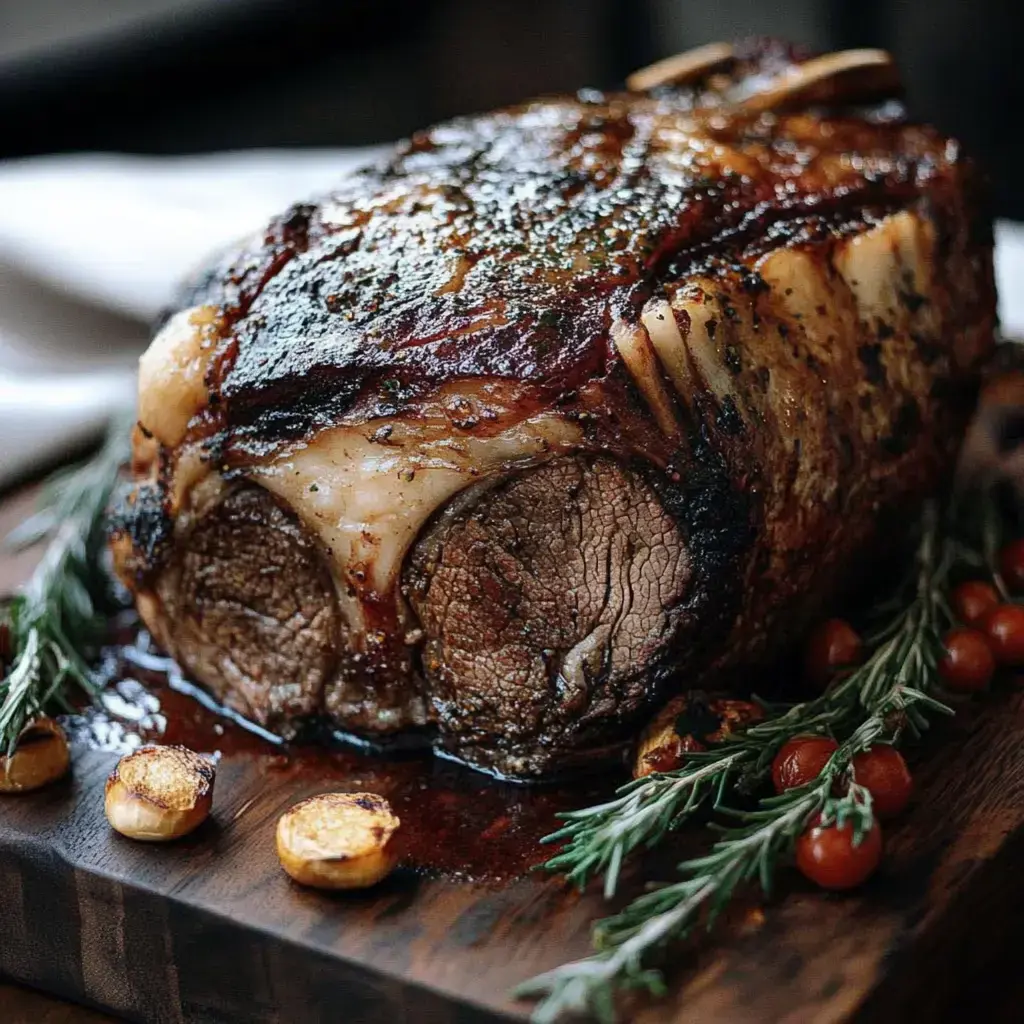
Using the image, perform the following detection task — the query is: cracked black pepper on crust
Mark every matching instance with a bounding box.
[111,38,996,778]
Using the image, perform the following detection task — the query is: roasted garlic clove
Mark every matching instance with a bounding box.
[276,792,400,890]
[634,711,704,778]
[633,693,764,778]
[105,745,215,841]
[0,717,71,793]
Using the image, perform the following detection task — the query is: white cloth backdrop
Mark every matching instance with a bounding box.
[0,149,1021,485]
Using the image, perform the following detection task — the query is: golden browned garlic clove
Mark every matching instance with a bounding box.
[105,745,215,841]
[633,693,764,778]
[276,792,400,890]
[0,716,71,793]
[634,695,697,778]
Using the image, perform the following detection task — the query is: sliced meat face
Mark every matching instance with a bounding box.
[146,486,342,735]
[111,39,997,778]
[404,456,691,776]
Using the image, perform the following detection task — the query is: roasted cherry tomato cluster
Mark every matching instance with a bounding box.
[787,541,1024,891]
[772,734,906,890]
[943,539,1024,690]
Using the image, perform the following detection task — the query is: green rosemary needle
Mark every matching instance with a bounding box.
[541,748,751,898]
[0,416,132,755]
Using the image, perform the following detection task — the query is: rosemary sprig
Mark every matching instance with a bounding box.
[0,416,132,754]
[518,501,958,1022]
[521,783,876,1024]
[542,750,749,898]
[540,503,952,898]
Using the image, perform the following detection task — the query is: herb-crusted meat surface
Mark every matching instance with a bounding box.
[112,39,996,777]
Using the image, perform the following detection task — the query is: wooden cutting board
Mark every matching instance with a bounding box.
[2,481,1024,1024]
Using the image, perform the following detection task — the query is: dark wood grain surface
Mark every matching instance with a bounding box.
[5,484,1024,1023]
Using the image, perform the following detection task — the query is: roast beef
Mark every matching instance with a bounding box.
[111,39,997,778]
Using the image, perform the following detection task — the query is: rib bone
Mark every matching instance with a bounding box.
[738,49,899,114]
[626,42,735,93]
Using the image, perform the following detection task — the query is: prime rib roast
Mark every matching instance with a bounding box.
[111,39,996,778]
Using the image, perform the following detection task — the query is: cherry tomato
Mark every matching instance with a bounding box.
[795,817,883,890]
[805,619,863,688]
[851,745,912,819]
[949,580,1000,626]
[771,736,838,794]
[938,628,996,691]
[980,604,1024,667]
[999,539,1024,593]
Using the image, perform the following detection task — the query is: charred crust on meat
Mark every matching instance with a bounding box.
[646,422,755,662]
[858,343,886,385]
[716,395,745,435]
[107,482,174,585]
[879,398,923,457]
[910,332,944,366]
[186,72,965,445]
[112,38,998,779]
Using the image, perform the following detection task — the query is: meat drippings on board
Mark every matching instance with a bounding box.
[65,636,606,882]
[111,37,997,778]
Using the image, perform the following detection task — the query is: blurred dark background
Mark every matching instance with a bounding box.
[1,0,1022,217]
